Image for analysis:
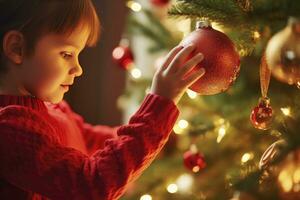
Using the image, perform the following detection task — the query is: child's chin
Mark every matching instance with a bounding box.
[42,94,64,104]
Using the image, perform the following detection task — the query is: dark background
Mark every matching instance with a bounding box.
[65,1,128,126]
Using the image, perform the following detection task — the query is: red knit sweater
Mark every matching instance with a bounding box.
[0,94,179,200]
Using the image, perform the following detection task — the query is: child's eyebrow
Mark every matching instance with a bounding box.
[62,42,83,51]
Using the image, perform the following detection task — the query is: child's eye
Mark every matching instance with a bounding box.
[61,52,73,59]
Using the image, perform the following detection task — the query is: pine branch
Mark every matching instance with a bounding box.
[168,0,247,27]
[168,0,300,54]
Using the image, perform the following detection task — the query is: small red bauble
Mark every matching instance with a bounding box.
[112,46,134,70]
[151,0,170,7]
[250,97,273,130]
[183,150,206,173]
[180,21,240,95]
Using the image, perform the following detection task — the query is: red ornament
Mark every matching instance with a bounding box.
[183,149,206,173]
[151,0,170,7]
[112,45,134,70]
[250,97,273,130]
[180,21,240,95]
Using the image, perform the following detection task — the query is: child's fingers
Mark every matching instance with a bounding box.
[177,53,204,77]
[166,44,196,73]
[158,45,184,72]
[182,68,205,87]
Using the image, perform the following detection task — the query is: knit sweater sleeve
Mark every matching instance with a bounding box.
[0,94,179,200]
[56,100,119,154]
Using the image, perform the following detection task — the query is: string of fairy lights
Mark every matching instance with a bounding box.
[118,1,296,199]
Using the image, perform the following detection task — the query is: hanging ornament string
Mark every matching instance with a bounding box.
[260,54,271,98]
[250,54,273,130]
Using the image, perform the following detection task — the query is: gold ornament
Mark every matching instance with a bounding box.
[259,140,286,170]
[265,17,300,86]
[277,149,300,200]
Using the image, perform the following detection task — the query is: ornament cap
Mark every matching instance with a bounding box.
[196,20,212,29]
[258,97,270,107]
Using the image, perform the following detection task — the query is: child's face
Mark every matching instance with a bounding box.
[20,26,90,103]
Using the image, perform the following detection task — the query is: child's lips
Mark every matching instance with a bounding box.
[61,85,70,91]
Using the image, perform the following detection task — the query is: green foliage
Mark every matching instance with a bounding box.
[169,0,300,55]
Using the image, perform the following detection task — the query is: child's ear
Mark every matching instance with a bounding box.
[2,31,25,65]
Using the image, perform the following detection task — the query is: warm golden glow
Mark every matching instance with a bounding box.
[217,126,226,143]
[241,153,254,163]
[253,31,261,40]
[140,194,152,200]
[167,184,178,193]
[186,89,198,99]
[281,107,291,116]
[130,68,142,79]
[278,169,293,192]
[127,1,142,12]
[176,174,194,192]
[178,119,189,129]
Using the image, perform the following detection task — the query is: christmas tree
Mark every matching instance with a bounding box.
[113,1,300,199]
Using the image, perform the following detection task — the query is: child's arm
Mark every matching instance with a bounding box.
[0,94,178,200]
[56,100,119,154]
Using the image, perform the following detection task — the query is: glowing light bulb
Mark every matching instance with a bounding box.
[130,68,142,79]
[241,153,254,163]
[140,194,152,200]
[127,1,142,12]
[167,184,178,193]
[217,126,226,143]
[186,89,197,99]
[173,124,184,135]
[176,174,193,192]
[281,107,291,116]
[253,31,261,40]
[178,119,189,129]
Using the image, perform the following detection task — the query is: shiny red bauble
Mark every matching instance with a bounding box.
[151,0,170,7]
[183,150,206,173]
[180,21,240,95]
[112,45,134,70]
[250,98,273,130]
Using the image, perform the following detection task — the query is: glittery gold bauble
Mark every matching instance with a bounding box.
[265,17,300,86]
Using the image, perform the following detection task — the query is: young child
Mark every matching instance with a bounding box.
[0,0,205,199]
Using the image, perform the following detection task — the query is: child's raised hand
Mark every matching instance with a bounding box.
[150,44,205,104]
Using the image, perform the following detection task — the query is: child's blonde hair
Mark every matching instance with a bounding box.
[0,0,101,71]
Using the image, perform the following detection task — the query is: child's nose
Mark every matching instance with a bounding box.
[70,63,83,77]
